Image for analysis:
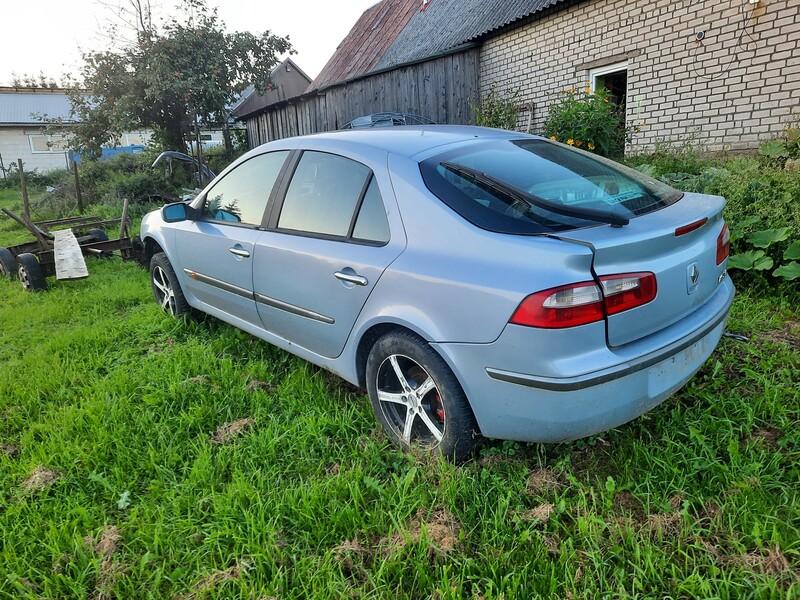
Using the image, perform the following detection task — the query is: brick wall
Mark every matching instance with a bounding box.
[479,0,800,152]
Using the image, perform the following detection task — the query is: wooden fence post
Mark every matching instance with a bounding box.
[18,158,30,218]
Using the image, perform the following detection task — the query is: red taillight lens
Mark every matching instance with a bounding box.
[510,282,604,328]
[600,272,657,316]
[510,273,657,329]
[716,224,730,265]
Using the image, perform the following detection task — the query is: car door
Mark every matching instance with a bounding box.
[173,150,290,325]
[252,150,405,358]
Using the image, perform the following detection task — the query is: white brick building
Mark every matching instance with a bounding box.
[479,0,800,152]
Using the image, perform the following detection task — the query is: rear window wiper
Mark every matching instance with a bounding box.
[440,162,630,227]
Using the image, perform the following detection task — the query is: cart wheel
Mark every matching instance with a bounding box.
[88,228,109,242]
[17,253,48,292]
[0,247,16,280]
[87,228,113,257]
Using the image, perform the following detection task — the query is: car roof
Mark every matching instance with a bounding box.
[268,125,533,160]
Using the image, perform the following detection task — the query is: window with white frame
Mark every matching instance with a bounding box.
[589,61,628,109]
[29,134,68,154]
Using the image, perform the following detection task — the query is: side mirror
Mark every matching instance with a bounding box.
[161,202,190,223]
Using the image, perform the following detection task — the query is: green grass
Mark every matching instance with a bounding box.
[1,192,799,598]
[1,259,798,599]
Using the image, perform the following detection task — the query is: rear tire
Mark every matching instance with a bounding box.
[0,247,16,280]
[16,253,48,292]
[149,252,191,317]
[366,331,480,463]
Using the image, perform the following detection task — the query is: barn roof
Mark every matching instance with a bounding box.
[375,0,565,71]
[306,0,421,93]
[0,87,77,125]
[231,59,313,119]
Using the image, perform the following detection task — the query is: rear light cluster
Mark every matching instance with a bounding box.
[510,272,657,329]
[716,224,730,265]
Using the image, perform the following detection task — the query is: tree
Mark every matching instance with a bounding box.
[67,0,292,156]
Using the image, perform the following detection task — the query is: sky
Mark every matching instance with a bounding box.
[0,0,380,86]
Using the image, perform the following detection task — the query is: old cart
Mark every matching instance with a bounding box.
[0,199,143,291]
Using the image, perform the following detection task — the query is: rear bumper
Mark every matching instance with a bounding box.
[433,276,735,442]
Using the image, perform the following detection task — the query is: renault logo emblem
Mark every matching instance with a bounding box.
[687,263,700,294]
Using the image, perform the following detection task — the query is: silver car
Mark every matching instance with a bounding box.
[140,126,735,461]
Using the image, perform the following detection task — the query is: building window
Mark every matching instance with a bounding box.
[29,134,68,154]
[590,61,628,109]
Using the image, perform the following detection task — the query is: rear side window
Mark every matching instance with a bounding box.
[420,139,682,234]
[278,151,390,244]
[201,151,289,225]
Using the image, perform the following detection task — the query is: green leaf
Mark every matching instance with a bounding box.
[727,250,773,271]
[746,228,790,248]
[117,490,132,510]
[784,241,800,260]
[758,139,789,159]
[773,261,800,280]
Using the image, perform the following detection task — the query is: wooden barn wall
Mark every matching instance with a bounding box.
[244,48,479,148]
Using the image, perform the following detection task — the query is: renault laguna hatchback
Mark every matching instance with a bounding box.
[140,126,735,461]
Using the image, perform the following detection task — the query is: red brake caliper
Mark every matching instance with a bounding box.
[434,393,445,422]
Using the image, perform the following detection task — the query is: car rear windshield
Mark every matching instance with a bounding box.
[419,138,683,234]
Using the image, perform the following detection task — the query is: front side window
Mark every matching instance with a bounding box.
[278,151,389,243]
[421,138,682,234]
[201,151,289,226]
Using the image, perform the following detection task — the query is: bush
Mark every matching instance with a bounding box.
[543,85,625,158]
[471,88,520,131]
[0,163,69,191]
[625,145,800,287]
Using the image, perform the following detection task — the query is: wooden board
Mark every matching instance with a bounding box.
[54,229,89,280]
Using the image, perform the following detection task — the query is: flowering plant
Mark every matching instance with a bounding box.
[543,85,625,158]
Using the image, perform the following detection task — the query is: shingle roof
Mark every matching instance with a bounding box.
[0,88,77,125]
[306,0,421,93]
[375,0,564,71]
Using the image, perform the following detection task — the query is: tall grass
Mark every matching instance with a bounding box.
[1,157,798,597]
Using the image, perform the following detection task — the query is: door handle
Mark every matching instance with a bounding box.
[335,271,368,286]
[229,247,250,258]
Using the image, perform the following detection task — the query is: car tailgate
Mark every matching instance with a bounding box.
[553,192,729,347]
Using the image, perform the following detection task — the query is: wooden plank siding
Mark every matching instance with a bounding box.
[243,48,480,148]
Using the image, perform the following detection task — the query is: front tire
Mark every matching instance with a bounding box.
[17,253,47,292]
[149,252,191,317]
[366,331,480,462]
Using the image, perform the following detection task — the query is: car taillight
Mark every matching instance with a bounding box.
[716,224,730,265]
[510,273,657,329]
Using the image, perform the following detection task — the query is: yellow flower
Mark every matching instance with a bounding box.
[585,87,592,94]
[588,143,596,150]
[549,135,557,140]
[575,140,583,148]
[567,139,575,146]
[604,98,609,103]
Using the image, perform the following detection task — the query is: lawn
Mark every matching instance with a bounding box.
[0,173,798,598]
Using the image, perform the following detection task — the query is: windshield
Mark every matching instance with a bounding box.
[420,138,682,234]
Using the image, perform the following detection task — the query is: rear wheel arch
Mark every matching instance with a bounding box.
[356,323,435,388]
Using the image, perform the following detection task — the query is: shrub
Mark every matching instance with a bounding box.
[471,88,520,131]
[543,85,625,158]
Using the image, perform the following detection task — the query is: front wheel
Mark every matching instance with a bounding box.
[149,252,191,317]
[366,331,480,463]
